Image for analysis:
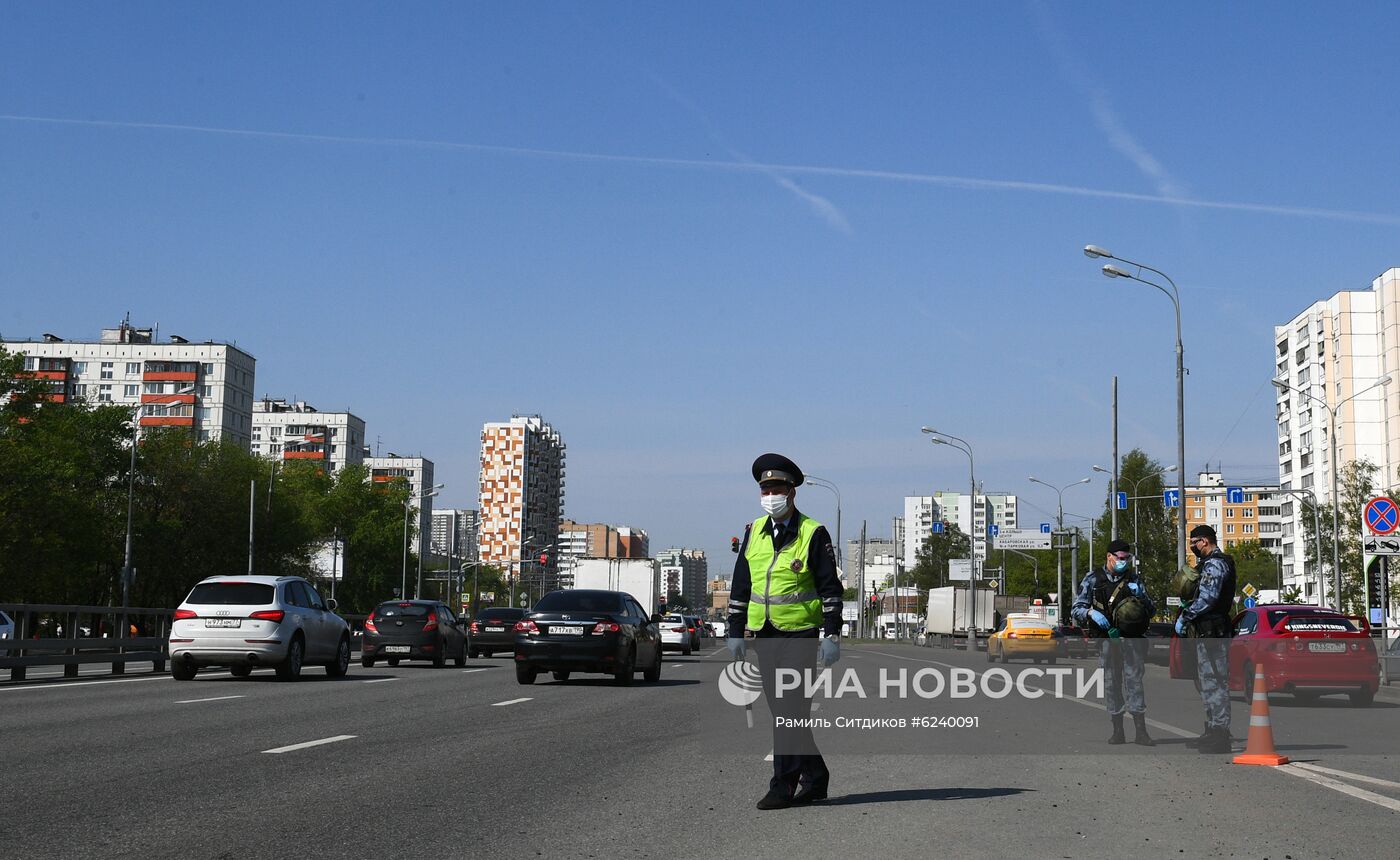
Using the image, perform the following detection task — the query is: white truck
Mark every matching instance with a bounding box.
[568,557,663,615]
[924,585,997,637]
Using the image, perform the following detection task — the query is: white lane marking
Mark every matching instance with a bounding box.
[362,677,398,683]
[262,735,357,754]
[461,668,489,674]
[1,671,230,692]
[175,695,244,705]
[1279,763,1400,813]
[491,697,532,706]
[764,753,774,761]
[1290,761,1400,792]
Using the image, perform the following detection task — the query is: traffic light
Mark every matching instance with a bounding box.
[539,552,549,566]
[731,537,740,553]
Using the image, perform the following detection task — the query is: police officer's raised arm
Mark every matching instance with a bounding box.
[727,524,754,639]
[806,526,843,636]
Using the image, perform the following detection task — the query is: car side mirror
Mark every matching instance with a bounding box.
[325,598,338,612]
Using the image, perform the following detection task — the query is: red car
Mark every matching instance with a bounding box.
[1227,604,1379,707]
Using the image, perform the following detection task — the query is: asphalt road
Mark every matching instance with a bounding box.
[3,641,1398,859]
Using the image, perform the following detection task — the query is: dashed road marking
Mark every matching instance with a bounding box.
[175,695,244,705]
[461,668,489,674]
[491,697,532,707]
[362,678,398,684]
[1279,763,1400,813]
[262,735,357,754]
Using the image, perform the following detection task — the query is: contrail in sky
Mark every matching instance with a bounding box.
[3,113,1398,226]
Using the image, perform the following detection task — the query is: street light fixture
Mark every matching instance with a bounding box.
[1272,374,1391,608]
[1028,476,1091,612]
[402,483,445,598]
[923,427,980,648]
[1084,244,1188,573]
[803,474,844,629]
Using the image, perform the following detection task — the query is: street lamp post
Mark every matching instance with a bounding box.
[1028,476,1091,614]
[1085,245,1187,573]
[1096,465,1177,573]
[922,428,978,648]
[402,484,444,599]
[1272,375,1391,608]
[804,474,844,630]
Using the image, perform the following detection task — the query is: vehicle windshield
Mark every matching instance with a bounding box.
[534,591,623,613]
[185,582,274,605]
[375,603,429,619]
[1010,618,1049,629]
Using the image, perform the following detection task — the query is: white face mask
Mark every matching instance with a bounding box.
[761,493,791,519]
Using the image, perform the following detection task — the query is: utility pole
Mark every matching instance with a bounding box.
[1112,376,1119,541]
[247,480,256,576]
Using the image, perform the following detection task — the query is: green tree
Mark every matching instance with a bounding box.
[906,523,972,593]
[1299,459,1394,614]
[1090,449,1177,609]
[1229,539,1282,596]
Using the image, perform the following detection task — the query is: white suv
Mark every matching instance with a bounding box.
[169,575,351,681]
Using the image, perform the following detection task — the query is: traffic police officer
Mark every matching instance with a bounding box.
[1071,539,1157,745]
[1177,524,1236,754]
[727,453,845,810]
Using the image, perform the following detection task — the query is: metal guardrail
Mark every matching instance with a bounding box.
[0,603,172,682]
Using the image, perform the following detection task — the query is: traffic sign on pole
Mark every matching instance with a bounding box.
[1163,489,1181,508]
[1040,523,1052,534]
[1226,487,1245,505]
[931,521,945,535]
[1363,497,1399,535]
[993,529,1053,550]
[988,524,1000,537]
[1116,492,1128,510]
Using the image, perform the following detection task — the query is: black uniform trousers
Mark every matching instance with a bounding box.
[754,622,829,797]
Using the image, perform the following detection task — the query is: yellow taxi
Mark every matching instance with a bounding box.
[986,613,1059,664]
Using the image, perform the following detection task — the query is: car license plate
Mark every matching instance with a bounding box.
[552,626,583,635]
[204,619,241,628]
[1308,641,1347,653]
[385,645,411,654]
[486,626,505,632]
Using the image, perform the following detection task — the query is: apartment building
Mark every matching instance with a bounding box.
[251,399,365,473]
[430,508,479,563]
[655,548,708,609]
[6,320,256,447]
[903,492,1018,566]
[846,537,899,594]
[478,415,565,588]
[365,454,436,562]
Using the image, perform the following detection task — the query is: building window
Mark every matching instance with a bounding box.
[100,362,114,379]
[73,361,87,374]
[270,426,281,437]
[1226,524,1236,534]
[24,357,38,370]
[123,384,139,397]
[98,384,112,402]
[73,384,87,398]
[202,363,214,375]
[1192,508,1204,519]
[1243,508,1253,518]
[1244,524,1255,534]
[198,385,212,398]
[197,407,211,420]
[1225,508,1235,518]
[125,362,140,375]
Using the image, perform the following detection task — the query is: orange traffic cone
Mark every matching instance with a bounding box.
[1233,664,1289,766]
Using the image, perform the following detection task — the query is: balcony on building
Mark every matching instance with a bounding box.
[143,360,199,383]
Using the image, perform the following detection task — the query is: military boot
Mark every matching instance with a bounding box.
[1108,714,1126,745]
[1197,726,1232,754]
[1184,722,1210,748]
[1131,713,1156,746]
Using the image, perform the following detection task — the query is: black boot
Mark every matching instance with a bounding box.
[1197,726,1232,754]
[756,789,792,810]
[1131,713,1156,746]
[1184,722,1210,748]
[1108,714,1126,745]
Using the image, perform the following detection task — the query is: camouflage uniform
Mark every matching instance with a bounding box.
[1072,567,1155,716]
[1180,550,1236,731]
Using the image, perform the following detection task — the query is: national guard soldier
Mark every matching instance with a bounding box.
[1177,524,1236,754]
[726,453,845,810]
[1071,539,1157,745]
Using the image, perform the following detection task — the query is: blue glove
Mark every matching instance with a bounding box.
[726,637,747,660]
[818,636,840,667]
[1126,581,1145,597]
[1107,628,1121,639]
[1088,609,1110,630]
[1174,617,1186,636]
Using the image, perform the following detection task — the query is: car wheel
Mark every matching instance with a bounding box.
[455,644,467,668]
[361,656,376,669]
[387,657,400,667]
[999,649,1009,664]
[986,645,996,663]
[468,646,479,659]
[275,638,304,681]
[433,641,447,669]
[552,671,571,682]
[326,638,351,678]
[229,665,252,678]
[613,648,635,686]
[171,661,197,681]
[643,644,662,682]
[682,642,692,656]
[515,665,536,685]
[1350,688,1375,708]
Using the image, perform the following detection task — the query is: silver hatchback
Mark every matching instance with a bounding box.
[169,576,351,681]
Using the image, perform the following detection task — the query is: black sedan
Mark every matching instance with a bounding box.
[468,607,526,658]
[513,590,662,686]
[1144,622,1175,665]
[361,600,467,668]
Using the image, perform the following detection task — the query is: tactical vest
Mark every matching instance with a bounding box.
[745,514,823,632]
[1187,552,1237,622]
[1089,571,1149,638]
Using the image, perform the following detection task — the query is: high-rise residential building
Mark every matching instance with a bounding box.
[6,320,257,447]
[903,492,1018,566]
[556,520,649,563]
[1183,469,1285,573]
[365,454,436,563]
[251,399,365,473]
[431,508,479,563]
[846,537,898,594]
[478,415,565,587]
[656,548,707,609]
[1275,268,1399,593]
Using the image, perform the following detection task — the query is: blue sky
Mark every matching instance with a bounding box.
[5,2,1400,571]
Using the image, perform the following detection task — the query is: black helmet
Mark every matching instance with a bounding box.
[1112,596,1151,637]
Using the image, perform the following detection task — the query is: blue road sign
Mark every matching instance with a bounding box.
[1243,596,1257,609]
[1040,523,1052,534]
[1226,486,1244,505]
[1163,489,1181,508]
[931,521,945,535]
[989,525,1000,537]
[1364,498,1399,535]
[1116,492,1128,510]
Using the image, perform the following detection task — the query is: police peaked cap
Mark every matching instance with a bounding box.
[752,453,804,487]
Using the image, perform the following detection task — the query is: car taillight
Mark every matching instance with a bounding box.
[365,616,379,634]
[250,610,285,624]
[423,615,438,632]
[1007,632,1018,638]
[173,609,197,620]
[670,626,684,633]
[514,620,539,634]
[469,621,479,633]
[592,622,621,634]
[687,626,694,632]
